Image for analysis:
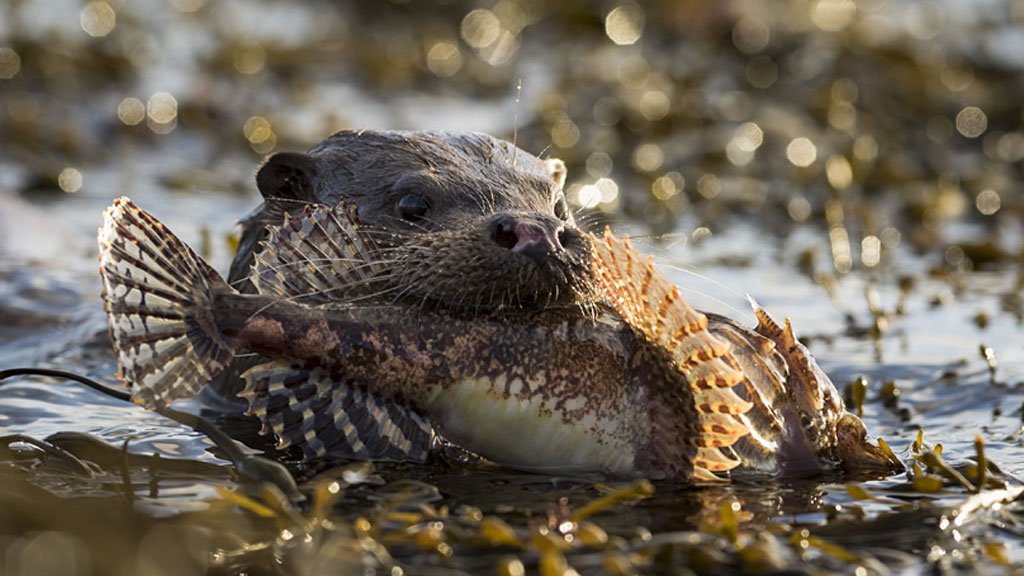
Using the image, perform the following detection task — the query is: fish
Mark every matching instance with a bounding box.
[97,196,896,482]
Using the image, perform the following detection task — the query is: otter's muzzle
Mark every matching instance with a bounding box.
[490,214,565,260]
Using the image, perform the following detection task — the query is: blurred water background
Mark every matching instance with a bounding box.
[2,1,1024,574]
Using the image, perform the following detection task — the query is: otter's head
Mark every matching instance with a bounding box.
[236,130,598,314]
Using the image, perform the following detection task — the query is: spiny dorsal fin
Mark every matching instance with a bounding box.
[747,299,847,457]
[240,360,434,462]
[748,295,783,345]
[252,203,384,303]
[589,229,752,482]
[748,298,827,415]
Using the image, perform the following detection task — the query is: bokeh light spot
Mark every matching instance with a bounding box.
[996,132,1024,162]
[146,92,178,134]
[551,119,580,148]
[146,92,177,124]
[826,155,853,189]
[787,137,817,167]
[639,90,669,121]
[605,4,644,46]
[861,235,881,268]
[880,227,901,248]
[576,184,601,209]
[976,189,1001,215]
[426,42,463,77]
[58,168,83,193]
[811,0,856,32]
[461,9,501,49]
[828,101,856,130]
[726,143,754,167]
[81,1,117,38]
[733,123,764,152]
[244,116,277,154]
[117,97,145,125]
[853,135,878,161]
[633,143,663,172]
[232,43,266,75]
[829,227,853,273]
[697,174,721,199]
[243,116,272,142]
[595,177,619,203]
[788,196,812,222]
[478,29,520,66]
[0,48,21,79]
[652,173,683,200]
[956,106,987,138]
[732,18,770,54]
[728,125,765,166]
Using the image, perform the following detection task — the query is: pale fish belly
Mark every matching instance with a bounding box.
[425,375,644,475]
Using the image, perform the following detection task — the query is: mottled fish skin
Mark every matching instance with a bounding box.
[98,197,897,481]
[218,296,658,476]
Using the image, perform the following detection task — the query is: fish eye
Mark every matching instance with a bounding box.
[396,194,430,222]
[553,194,570,221]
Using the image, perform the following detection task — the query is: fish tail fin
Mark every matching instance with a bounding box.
[590,229,752,482]
[98,197,236,409]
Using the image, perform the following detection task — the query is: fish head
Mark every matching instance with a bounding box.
[835,412,904,473]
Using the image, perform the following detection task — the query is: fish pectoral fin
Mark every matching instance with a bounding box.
[98,197,237,410]
[251,203,384,303]
[240,360,434,463]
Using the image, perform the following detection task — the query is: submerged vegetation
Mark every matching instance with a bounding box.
[3,422,1023,575]
[2,0,1024,574]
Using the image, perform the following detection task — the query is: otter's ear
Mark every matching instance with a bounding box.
[544,158,567,190]
[256,152,318,202]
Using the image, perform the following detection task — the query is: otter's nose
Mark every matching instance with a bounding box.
[491,216,564,259]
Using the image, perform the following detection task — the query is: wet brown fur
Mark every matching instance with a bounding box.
[230,130,595,313]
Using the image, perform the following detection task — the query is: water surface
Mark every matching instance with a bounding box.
[3,1,1024,574]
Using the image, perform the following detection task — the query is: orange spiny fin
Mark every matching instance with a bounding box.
[695,387,754,416]
[671,313,709,343]
[749,295,785,339]
[696,447,741,472]
[589,229,753,483]
[692,466,728,483]
[675,339,731,370]
[782,318,799,351]
[699,413,748,440]
[687,360,745,389]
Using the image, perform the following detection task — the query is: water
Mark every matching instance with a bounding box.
[3,1,1024,574]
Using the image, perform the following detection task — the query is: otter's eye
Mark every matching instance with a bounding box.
[553,194,570,221]
[396,194,430,222]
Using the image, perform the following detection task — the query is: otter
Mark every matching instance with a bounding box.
[209,130,591,462]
